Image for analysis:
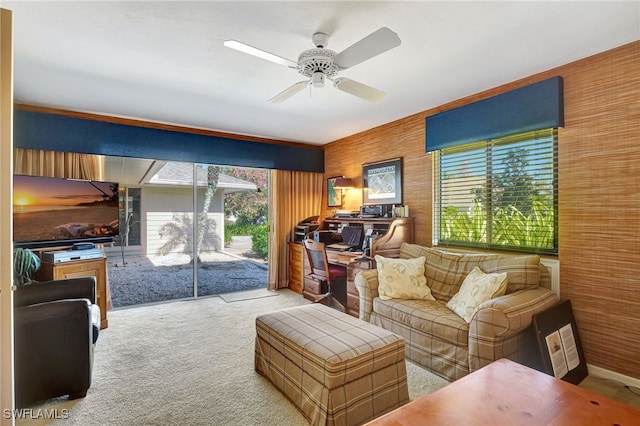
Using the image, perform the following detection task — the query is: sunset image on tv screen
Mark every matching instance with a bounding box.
[13,175,119,244]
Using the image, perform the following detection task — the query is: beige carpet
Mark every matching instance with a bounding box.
[18,289,448,426]
[219,288,279,303]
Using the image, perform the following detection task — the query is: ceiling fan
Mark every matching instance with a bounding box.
[224,27,401,103]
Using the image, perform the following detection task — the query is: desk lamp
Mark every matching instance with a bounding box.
[333,177,353,190]
[333,177,354,205]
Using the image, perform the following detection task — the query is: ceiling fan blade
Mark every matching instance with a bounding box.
[333,27,401,69]
[268,81,310,103]
[333,78,387,103]
[223,40,297,68]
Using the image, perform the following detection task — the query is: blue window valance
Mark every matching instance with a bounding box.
[425,76,564,152]
[14,110,324,173]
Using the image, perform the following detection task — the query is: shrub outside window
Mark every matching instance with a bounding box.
[434,128,558,255]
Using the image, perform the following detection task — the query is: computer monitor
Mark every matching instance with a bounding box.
[340,226,363,247]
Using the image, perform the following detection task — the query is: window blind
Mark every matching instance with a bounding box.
[434,128,558,254]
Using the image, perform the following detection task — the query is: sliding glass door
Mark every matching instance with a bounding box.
[105,157,269,307]
[107,158,198,307]
[195,164,269,298]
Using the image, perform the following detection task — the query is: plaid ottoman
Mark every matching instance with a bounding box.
[255,303,409,426]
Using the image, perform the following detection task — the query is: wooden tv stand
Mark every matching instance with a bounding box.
[35,255,108,329]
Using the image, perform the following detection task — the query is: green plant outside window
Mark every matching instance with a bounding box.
[434,129,558,254]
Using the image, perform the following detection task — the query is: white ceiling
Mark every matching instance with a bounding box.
[5,1,639,146]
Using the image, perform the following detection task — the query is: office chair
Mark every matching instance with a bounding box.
[302,238,347,310]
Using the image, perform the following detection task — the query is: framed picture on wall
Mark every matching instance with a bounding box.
[362,158,402,205]
[327,176,342,207]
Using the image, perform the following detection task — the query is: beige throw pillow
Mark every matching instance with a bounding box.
[375,255,435,301]
[446,266,508,323]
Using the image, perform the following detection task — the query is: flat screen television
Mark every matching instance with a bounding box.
[13,174,120,249]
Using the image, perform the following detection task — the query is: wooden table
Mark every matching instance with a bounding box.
[366,358,640,425]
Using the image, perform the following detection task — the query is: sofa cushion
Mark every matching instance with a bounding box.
[373,298,469,348]
[446,266,508,323]
[375,255,435,301]
[399,244,541,301]
[476,255,541,293]
[422,248,470,302]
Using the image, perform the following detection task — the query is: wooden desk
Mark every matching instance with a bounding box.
[325,249,363,266]
[288,242,304,294]
[321,217,414,258]
[327,250,371,317]
[298,245,365,312]
[294,217,412,309]
[366,358,640,425]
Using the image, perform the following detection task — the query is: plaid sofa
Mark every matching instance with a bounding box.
[354,243,559,382]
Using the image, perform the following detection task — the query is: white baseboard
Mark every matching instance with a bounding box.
[587,363,640,389]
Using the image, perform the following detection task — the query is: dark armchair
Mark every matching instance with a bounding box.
[13,277,101,407]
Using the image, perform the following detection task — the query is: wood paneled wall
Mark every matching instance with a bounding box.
[322,113,432,243]
[323,41,640,379]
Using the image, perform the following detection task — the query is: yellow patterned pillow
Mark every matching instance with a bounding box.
[447,266,508,323]
[375,255,434,301]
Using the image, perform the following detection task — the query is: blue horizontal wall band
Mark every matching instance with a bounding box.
[425,76,564,152]
[13,110,324,173]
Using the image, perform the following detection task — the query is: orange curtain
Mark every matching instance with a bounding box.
[267,170,323,290]
[13,148,104,180]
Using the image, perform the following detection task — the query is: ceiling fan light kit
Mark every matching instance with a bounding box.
[225,27,401,103]
[311,72,326,88]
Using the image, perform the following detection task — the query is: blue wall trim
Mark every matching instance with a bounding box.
[425,76,564,152]
[13,110,324,172]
